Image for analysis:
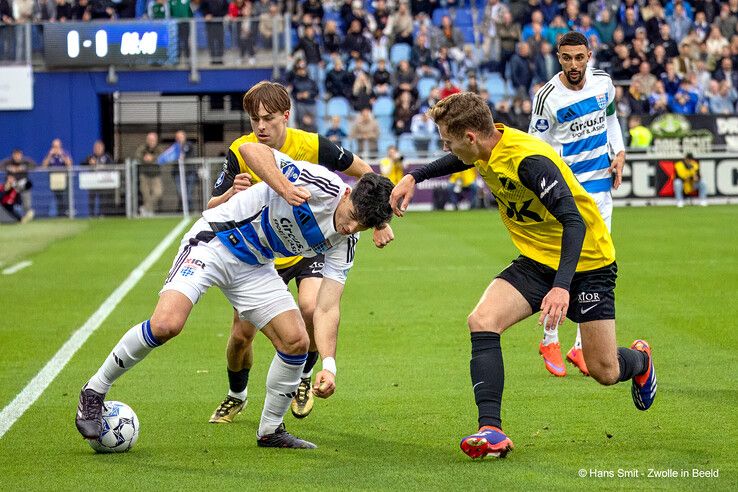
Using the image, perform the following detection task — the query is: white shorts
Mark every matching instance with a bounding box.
[589,190,612,232]
[160,220,297,329]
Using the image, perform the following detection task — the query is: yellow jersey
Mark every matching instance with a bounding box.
[475,125,615,271]
[221,128,352,269]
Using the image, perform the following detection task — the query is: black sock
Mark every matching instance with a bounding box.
[303,351,319,375]
[617,347,648,382]
[470,332,504,430]
[227,367,250,394]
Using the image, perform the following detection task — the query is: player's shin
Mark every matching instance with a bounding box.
[617,347,649,381]
[258,351,307,437]
[301,351,319,379]
[86,320,162,395]
[470,332,504,429]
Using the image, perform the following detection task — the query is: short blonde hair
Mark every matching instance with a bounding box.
[427,92,494,138]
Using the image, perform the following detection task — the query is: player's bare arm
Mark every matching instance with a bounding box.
[311,277,344,399]
[340,153,396,247]
[207,173,253,209]
[239,142,311,205]
[390,174,416,216]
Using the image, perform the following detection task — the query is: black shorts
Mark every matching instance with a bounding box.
[277,255,324,286]
[497,256,617,323]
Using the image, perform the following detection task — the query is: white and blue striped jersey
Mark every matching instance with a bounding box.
[529,68,616,196]
[200,149,358,284]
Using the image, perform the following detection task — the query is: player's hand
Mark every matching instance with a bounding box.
[610,152,625,190]
[232,173,253,192]
[538,287,569,331]
[372,224,394,248]
[312,370,336,398]
[281,183,311,206]
[390,175,416,217]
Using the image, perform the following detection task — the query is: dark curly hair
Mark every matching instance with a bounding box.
[350,173,394,229]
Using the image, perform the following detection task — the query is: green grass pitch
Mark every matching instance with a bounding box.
[0,207,736,490]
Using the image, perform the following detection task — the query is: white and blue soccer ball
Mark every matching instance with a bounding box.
[88,401,139,453]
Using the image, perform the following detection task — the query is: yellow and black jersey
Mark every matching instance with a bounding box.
[410,124,615,289]
[212,127,355,268]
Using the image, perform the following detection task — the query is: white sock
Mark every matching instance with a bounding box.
[86,321,161,395]
[542,325,559,346]
[228,389,247,401]
[300,369,313,380]
[257,352,306,437]
[574,325,582,350]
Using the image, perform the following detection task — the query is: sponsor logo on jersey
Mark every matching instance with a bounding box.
[214,171,225,188]
[275,217,303,252]
[183,258,206,270]
[570,114,605,133]
[596,93,608,109]
[535,118,549,132]
[281,163,301,182]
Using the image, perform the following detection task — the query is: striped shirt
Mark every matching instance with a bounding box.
[202,149,357,284]
[529,68,616,195]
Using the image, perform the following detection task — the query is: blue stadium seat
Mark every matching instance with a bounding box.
[418,77,438,101]
[461,26,475,44]
[389,43,412,66]
[397,134,417,157]
[376,116,394,134]
[327,97,352,118]
[378,136,396,156]
[372,96,395,117]
[454,8,474,27]
[432,8,450,26]
[486,73,508,102]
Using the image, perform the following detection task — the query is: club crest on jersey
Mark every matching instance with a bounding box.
[281,163,301,182]
[596,93,608,109]
[535,118,549,132]
[311,238,333,253]
[214,171,225,188]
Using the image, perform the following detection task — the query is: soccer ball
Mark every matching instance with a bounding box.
[88,401,139,453]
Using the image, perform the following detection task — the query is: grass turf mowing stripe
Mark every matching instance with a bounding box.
[0,217,190,439]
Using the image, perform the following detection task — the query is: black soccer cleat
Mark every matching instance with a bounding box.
[75,385,105,439]
[257,423,317,449]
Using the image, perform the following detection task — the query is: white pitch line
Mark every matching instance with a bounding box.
[0,218,190,439]
[2,260,32,275]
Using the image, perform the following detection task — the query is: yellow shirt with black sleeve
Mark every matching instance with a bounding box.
[212,127,355,269]
[674,159,699,195]
[410,124,615,290]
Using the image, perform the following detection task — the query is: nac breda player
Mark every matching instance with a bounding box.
[529,32,626,377]
[390,93,656,459]
[76,144,394,449]
[208,82,394,425]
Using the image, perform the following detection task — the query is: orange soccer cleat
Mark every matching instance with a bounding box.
[539,341,566,377]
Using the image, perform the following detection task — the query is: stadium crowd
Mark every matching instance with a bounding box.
[2,0,738,156]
